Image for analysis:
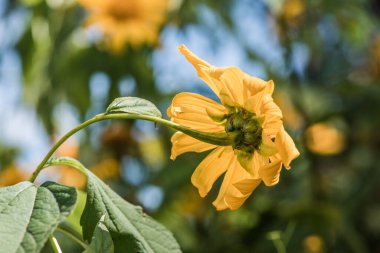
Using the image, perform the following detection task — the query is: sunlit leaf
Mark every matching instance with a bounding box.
[0,181,77,253]
[106,97,162,118]
[46,157,181,253]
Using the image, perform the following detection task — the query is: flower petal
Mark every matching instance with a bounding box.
[179,45,247,105]
[212,155,255,210]
[167,92,226,131]
[178,45,221,95]
[260,94,283,119]
[170,132,217,160]
[224,178,261,210]
[178,44,212,69]
[244,92,264,114]
[218,67,248,106]
[258,154,282,186]
[275,126,300,169]
[191,147,233,197]
[236,151,254,174]
[258,134,278,157]
[244,82,279,118]
[236,150,263,178]
[262,115,283,137]
[243,74,266,94]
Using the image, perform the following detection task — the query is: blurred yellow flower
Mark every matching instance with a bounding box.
[91,158,120,180]
[274,93,304,131]
[306,123,346,155]
[282,0,305,22]
[58,166,87,189]
[0,165,28,186]
[303,235,324,253]
[55,137,79,158]
[168,45,300,210]
[370,36,380,76]
[77,0,169,53]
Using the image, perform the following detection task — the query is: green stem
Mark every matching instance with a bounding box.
[30,113,234,182]
[273,239,287,253]
[49,236,63,253]
[56,224,88,249]
[29,114,103,182]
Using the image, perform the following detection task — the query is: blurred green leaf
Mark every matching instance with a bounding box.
[20,0,43,6]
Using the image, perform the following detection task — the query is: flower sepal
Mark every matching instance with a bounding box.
[174,125,237,146]
[236,151,256,175]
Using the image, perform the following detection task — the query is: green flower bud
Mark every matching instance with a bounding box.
[232,116,244,130]
[224,107,263,154]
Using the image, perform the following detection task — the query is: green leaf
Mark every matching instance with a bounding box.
[42,181,77,217]
[105,97,162,118]
[82,171,181,252]
[84,215,114,253]
[46,157,181,253]
[66,190,87,235]
[0,181,77,253]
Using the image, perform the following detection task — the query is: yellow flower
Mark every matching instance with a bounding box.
[0,165,28,186]
[168,45,300,210]
[77,0,169,53]
[306,123,346,155]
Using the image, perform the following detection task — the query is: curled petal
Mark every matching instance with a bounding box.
[275,126,300,169]
[260,94,283,119]
[178,45,222,96]
[224,178,262,210]
[236,150,263,178]
[218,67,248,106]
[244,92,263,114]
[262,115,283,137]
[243,74,267,96]
[213,156,254,210]
[179,45,247,105]
[178,44,212,69]
[219,88,237,107]
[236,151,254,175]
[170,132,217,160]
[167,92,226,131]
[258,135,278,157]
[244,82,279,118]
[265,80,275,95]
[258,154,282,186]
[191,147,233,197]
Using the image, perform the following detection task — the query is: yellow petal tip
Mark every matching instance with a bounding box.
[198,190,207,198]
[178,44,187,52]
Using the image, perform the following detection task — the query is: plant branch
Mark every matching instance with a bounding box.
[49,236,63,253]
[30,113,234,182]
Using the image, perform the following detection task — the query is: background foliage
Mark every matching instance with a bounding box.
[1,0,380,252]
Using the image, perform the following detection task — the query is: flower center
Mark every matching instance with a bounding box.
[107,2,139,21]
[224,107,262,153]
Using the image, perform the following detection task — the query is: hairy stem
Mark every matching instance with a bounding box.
[49,236,63,253]
[273,239,287,253]
[30,113,234,182]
